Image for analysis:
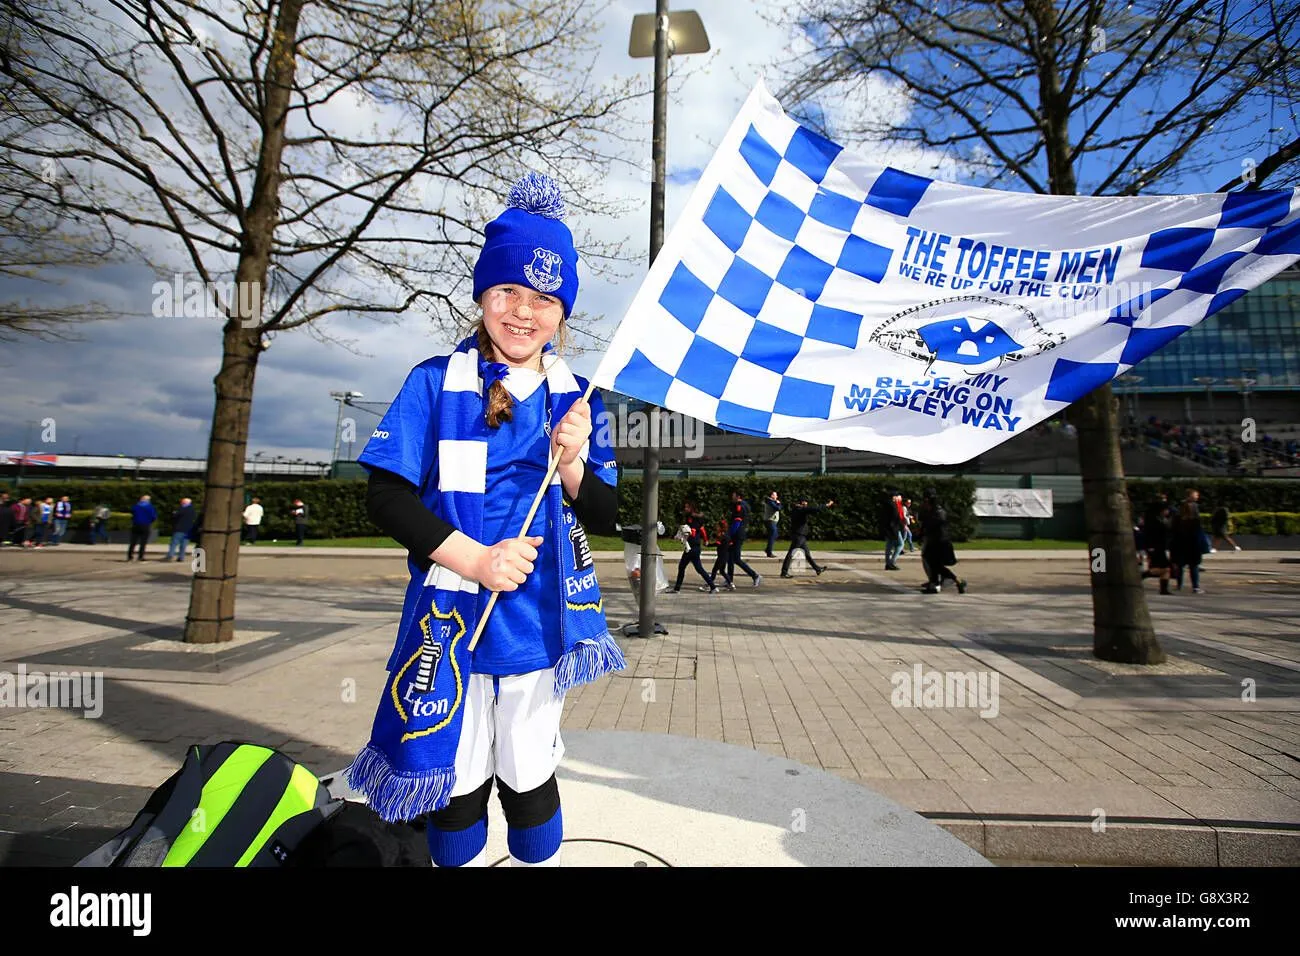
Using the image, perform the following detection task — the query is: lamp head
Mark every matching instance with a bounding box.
[628,10,710,58]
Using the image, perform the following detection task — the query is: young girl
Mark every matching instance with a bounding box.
[668,501,715,593]
[347,173,624,867]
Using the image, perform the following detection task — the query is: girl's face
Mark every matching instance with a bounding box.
[480,283,565,369]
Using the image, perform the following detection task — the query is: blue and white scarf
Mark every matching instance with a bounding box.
[346,335,625,823]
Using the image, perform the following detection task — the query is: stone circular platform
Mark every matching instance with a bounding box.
[328,730,990,867]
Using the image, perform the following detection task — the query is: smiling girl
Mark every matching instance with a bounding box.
[347,173,624,867]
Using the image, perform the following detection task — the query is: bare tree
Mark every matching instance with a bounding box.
[0,0,637,642]
[774,0,1299,662]
[0,1,123,338]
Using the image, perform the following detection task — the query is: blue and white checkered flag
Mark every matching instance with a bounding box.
[592,82,1300,465]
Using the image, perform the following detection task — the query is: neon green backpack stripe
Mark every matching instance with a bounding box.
[234,763,321,867]
[162,745,274,867]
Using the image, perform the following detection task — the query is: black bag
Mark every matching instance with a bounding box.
[285,802,430,868]
[77,741,428,867]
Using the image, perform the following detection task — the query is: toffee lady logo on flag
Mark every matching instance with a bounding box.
[592,81,1299,465]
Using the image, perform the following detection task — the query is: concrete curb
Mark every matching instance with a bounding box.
[929,814,1300,866]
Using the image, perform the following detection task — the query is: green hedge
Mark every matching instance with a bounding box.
[9,481,207,522]
[618,475,977,542]
[1127,478,1300,515]
[1209,511,1300,535]
[11,475,979,541]
[10,480,381,539]
[69,509,133,532]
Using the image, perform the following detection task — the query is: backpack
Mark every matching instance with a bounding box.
[77,741,429,867]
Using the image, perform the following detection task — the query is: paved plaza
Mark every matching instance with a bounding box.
[0,542,1297,866]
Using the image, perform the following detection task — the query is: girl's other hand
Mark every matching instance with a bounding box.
[551,399,592,467]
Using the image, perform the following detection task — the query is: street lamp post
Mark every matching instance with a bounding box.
[1115,374,1142,423]
[1227,376,1256,422]
[15,420,34,489]
[1240,367,1258,420]
[627,2,709,639]
[329,390,363,477]
[1193,376,1216,423]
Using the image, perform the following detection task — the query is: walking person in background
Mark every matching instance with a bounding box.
[780,497,834,578]
[899,498,916,554]
[34,496,53,547]
[879,490,903,571]
[725,490,761,589]
[668,501,715,594]
[707,520,733,590]
[763,490,782,557]
[166,497,196,562]
[917,488,966,595]
[1133,514,1148,575]
[1210,502,1241,552]
[241,496,264,545]
[91,503,112,544]
[1171,491,1207,594]
[51,495,73,545]
[0,492,11,546]
[1142,493,1173,595]
[189,508,204,549]
[11,497,32,547]
[127,494,156,562]
[290,498,309,546]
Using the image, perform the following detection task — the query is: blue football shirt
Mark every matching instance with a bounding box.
[358,355,614,678]
[472,369,562,675]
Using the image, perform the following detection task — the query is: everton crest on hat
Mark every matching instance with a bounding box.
[473,172,580,318]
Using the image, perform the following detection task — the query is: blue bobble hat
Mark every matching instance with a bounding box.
[473,172,579,318]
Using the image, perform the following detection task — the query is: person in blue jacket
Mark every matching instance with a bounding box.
[127,494,157,562]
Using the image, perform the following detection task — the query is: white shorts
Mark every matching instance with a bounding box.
[449,668,566,796]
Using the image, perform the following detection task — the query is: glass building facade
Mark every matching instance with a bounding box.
[1129,263,1300,391]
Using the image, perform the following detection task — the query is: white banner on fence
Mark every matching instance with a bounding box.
[974,488,1054,518]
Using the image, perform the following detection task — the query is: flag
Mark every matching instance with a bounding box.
[592,82,1300,465]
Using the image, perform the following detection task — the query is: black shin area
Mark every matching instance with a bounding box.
[496,774,560,830]
[426,777,493,831]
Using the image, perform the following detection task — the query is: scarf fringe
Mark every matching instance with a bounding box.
[554,633,627,695]
[345,742,455,823]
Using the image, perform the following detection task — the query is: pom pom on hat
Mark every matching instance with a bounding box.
[507,172,566,220]
[473,172,579,317]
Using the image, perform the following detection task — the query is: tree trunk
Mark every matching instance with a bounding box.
[1074,385,1165,663]
[1027,0,1164,664]
[185,316,262,643]
[183,0,305,643]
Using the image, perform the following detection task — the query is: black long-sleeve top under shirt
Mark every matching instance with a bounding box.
[365,461,618,573]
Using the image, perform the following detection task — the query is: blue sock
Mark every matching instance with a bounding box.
[507,806,563,864]
[427,815,487,867]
